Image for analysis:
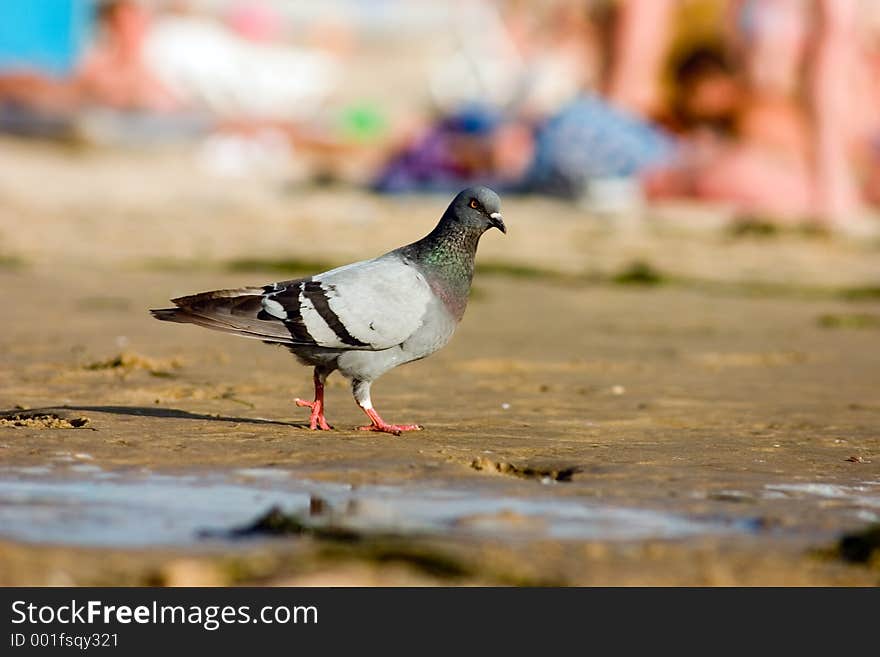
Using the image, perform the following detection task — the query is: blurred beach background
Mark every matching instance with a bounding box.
[4,0,880,224]
[0,0,879,586]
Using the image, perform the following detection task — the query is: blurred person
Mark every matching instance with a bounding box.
[730,0,870,225]
[429,1,598,117]
[503,0,599,116]
[379,0,592,193]
[78,0,179,111]
[638,0,874,227]
[0,0,90,116]
[616,0,813,219]
[0,0,178,113]
[727,0,809,95]
[807,0,865,224]
[143,3,339,121]
[607,0,677,117]
[522,94,677,201]
[647,42,815,220]
[0,0,182,138]
[374,105,517,193]
[861,0,880,201]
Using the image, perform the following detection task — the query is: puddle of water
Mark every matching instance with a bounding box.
[0,467,739,548]
[0,473,305,547]
[765,482,880,509]
[323,483,728,541]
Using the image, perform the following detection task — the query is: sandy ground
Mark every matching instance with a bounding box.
[0,140,879,585]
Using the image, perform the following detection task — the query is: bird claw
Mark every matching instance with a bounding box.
[357,423,423,436]
[357,406,422,435]
[295,398,332,431]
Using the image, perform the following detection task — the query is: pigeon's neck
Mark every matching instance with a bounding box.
[405,218,483,320]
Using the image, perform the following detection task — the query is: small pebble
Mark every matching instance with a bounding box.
[611,385,625,395]
[501,403,510,410]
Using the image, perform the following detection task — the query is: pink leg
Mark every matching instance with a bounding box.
[352,379,421,436]
[357,407,422,436]
[295,368,332,430]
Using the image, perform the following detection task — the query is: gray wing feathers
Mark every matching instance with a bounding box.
[151,287,297,344]
[152,256,433,351]
[264,256,433,350]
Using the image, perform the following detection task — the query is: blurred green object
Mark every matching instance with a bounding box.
[338,103,387,141]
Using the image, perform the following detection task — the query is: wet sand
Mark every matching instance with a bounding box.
[1,142,879,585]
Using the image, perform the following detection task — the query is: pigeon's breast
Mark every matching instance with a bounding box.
[425,276,470,322]
[401,293,458,359]
[334,295,457,382]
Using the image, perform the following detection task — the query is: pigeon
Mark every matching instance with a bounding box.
[150,186,506,435]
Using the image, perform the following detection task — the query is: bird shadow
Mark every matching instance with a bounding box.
[21,405,308,429]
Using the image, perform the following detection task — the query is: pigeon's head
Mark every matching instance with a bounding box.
[448,186,506,235]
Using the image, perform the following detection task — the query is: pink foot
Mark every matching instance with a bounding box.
[295,398,332,431]
[357,408,422,436]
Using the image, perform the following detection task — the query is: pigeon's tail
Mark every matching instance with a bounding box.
[150,288,295,344]
[149,307,188,323]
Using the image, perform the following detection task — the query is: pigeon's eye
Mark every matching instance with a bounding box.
[469,199,479,209]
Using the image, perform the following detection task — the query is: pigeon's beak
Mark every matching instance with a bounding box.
[489,212,506,234]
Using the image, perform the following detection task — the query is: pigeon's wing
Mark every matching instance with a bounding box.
[261,256,433,350]
[151,256,433,350]
[151,286,302,345]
